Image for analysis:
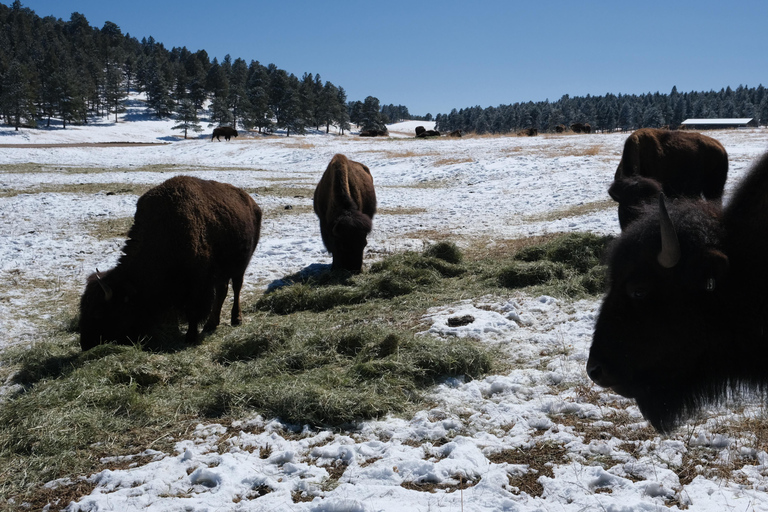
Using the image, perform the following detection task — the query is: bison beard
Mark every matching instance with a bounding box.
[313,154,376,273]
[79,176,262,351]
[588,151,768,432]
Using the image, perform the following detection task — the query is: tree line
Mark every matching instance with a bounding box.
[3,1,766,137]
[0,1,394,135]
[435,85,768,135]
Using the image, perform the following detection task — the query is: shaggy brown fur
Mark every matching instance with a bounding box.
[614,128,728,200]
[313,154,376,272]
[588,151,768,432]
[79,176,262,350]
[608,176,664,230]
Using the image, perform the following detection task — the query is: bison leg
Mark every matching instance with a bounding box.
[203,278,229,332]
[230,274,244,326]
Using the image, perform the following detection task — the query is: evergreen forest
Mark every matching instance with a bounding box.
[436,85,768,135]
[1,0,766,137]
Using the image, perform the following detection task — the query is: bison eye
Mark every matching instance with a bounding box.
[626,282,651,300]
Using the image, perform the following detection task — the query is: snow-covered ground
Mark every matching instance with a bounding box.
[2,100,768,511]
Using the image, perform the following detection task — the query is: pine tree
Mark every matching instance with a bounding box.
[245,60,271,133]
[228,57,249,129]
[334,87,351,134]
[360,96,386,132]
[172,98,203,138]
[1,60,36,130]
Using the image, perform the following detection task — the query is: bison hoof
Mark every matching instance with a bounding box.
[202,321,219,333]
[231,316,243,326]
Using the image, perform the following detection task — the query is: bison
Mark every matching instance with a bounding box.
[212,126,238,141]
[554,124,566,133]
[449,129,463,138]
[613,128,728,202]
[79,176,262,351]
[570,123,591,134]
[587,151,768,432]
[415,126,426,137]
[416,129,441,138]
[608,176,664,230]
[518,128,538,137]
[313,154,376,273]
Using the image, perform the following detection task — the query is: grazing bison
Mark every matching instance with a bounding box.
[554,124,566,133]
[416,129,441,138]
[415,126,426,137]
[519,127,538,137]
[614,128,728,202]
[608,176,664,230]
[570,123,587,133]
[212,126,238,141]
[313,154,376,273]
[79,176,262,351]
[587,151,768,432]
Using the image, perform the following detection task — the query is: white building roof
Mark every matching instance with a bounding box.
[681,118,754,125]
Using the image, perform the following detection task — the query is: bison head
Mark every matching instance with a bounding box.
[587,195,729,431]
[331,210,373,273]
[608,176,663,230]
[79,269,146,351]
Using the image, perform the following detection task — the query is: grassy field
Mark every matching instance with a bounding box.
[0,233,611,507]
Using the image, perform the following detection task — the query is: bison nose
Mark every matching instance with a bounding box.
[586,358,606,386]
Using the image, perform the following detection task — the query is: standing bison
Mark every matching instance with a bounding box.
[614,128,728,199]
[313,154,377,273]
[79,176,262,351]
[610,128,728,230]
[212,126,238,141]
[587,151,768,432]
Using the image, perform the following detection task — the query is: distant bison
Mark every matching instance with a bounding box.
[587,151,768,432]
[519,127,538,137]
[415,126,426,136]
[79,176,262,350]
[416,129,441,138]
[570,123,591,134]
[212,126,238,141]
[554,124,566,133]
[359,129,388,137]
[313,154,376,273]
[449,129,463,137]
[613,128,728,201]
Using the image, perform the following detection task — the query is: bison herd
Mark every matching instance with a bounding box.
[78,125,768,434]
[79,154,375,352]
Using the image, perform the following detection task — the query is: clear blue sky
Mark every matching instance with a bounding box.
[15,0,768,116]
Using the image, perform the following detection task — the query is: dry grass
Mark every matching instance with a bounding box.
[0,182,152,198]
[488,442,569,497]
[377,206,428,215]
[265,204,315,217]
[523,199,615,223]
[576,145,602,156]
[280,140,315,150]
[434,156,474,166]
[85,216,134,240]
[244,185,316,199]
[380,149,440,159]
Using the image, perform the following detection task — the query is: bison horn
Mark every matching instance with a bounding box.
[657,194,681,268]
[95,268,113,301]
